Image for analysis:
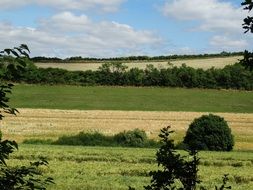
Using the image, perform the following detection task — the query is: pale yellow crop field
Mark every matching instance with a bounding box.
[35,56,242,71]
[1,108,253,150]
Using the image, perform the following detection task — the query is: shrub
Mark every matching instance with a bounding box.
[54,132,114,146]
[52,129,158,148]
[129,127,232,190]
[143,126,200,190]
[113,129,148,147]
[183,114,234,151]
[23,138,53,145]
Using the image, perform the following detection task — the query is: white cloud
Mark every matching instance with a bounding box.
[162,0,246,34]
[39,12,91,32]
[161,0,253,52]
[210,35,248,50]
[0,12,161,58]
[0,0,125,12]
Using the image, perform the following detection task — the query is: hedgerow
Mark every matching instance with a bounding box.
[1,60,253,90]
[24,129,159,148]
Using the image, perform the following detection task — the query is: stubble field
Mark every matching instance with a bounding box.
[35,56,242,71]
[1,109,253,150]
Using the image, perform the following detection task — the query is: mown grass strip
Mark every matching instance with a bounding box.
[10,84,253,113]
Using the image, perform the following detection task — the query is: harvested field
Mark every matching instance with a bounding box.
[1,109,253,150]
[35,56,242,71]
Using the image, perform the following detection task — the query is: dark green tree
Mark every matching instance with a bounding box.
[0,45,54,189]
[129,127,231,190]
[242,0,253,33]
[97,62,128,85]
[239,50,253,71]
[183,114,234,151]
[144,126,200,190]
[240,1,253,70]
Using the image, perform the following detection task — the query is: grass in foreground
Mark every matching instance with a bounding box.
[10,84,253,113]
[9,144,253,190]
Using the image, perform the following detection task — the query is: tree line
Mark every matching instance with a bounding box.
[1,59,253,90]
[31,51,243,63]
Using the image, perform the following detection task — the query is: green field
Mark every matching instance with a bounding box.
[9,144,253,190]
[6,84,253,189]
[10,84,253,113]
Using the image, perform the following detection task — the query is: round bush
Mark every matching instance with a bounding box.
[113,129,148,147]
[183,114,234,151]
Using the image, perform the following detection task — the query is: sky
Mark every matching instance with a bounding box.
[0,0,252,58]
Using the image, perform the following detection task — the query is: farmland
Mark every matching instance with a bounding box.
[1,1,253,189]
[8,145,253,190]
[35,56,242,71]
[1,109,253,150]
[2,81,253,189]
[9,84,253,113]
[2,84,252,148]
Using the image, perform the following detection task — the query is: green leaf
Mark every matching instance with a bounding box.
[20,44,30,53]
[10,49,20,58]
[4,49,12,55]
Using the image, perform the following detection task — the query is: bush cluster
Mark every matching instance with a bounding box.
[114,129,151,147]
[25,129,159,148]
[1,60,253,90]
[54,132,114,147]
[26,113,235,152]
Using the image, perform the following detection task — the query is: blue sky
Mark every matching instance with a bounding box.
[0,0,252,58]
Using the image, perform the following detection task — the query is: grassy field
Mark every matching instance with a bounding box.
[1,109,253,150]
[9,84,253,113]
[3,84,253,189]
[8,144,253,190]
[5,85,252,149]
[35,56,242,71]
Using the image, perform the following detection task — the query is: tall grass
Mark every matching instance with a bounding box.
[8,144,253,190]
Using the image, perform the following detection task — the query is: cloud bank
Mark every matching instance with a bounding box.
[162,0,250,51]
[0,0,125,12]
[0,12,161,57]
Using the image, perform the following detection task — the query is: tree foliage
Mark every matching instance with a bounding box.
[144,126,200,190]
[240,50,253,71]
[114,129,149,147]
[1,62,253,90]
[183,114,234,151]
[242,0,253,33]
[129,127,232,190]
[0,45,31,119]
[240,1,253,71]
[31,52,243,63]
[0,45,54,189]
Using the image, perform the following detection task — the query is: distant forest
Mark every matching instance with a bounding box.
[31,51,243,63]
